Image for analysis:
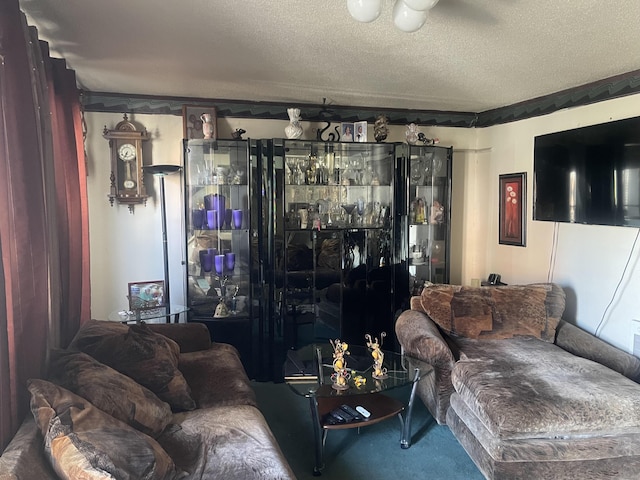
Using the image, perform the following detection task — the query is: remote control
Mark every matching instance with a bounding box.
[332,408,354,422]
[355,405,371,418]
[330,409,350,423]
[340,404,363,420]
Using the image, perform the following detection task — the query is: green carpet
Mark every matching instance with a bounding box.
[252,381,484,480]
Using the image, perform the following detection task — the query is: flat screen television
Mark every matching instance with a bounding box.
[534,116,640,227]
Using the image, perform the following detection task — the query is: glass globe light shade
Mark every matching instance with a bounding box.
[402,0,439,11]
[347,0,383,23]
[393,0,427,32]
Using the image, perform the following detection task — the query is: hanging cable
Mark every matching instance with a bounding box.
[595,228,640,336]
[547,222,559,283]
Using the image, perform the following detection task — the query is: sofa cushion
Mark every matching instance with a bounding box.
[48,349,173,437]
[414,283,565,342]
[157,404,296,480]
[69,320,196,411]
[27,379,178,480]
[178,343,257,409]
[451,336,640,439]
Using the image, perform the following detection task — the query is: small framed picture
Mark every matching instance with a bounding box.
[499,172,526,247]
[354,121,367,142]
[341,123,354,142]
[182,105,217,140]
[128,280,165,311]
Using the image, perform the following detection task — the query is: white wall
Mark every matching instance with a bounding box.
[86,97,640,354]
[471,94,640,353]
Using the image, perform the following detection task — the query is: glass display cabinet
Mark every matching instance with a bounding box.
[269,139,399,356]
[401,144,453,296]
[183,139,263,377]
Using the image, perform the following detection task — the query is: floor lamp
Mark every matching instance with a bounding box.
[143,164,182,320]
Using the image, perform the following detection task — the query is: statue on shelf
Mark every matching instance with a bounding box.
[330,339,350,390]
[285,108,304,139]
[366,332,388,379]
[374,115,389,142]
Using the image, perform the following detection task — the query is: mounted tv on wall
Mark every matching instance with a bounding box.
[534,116,640,227]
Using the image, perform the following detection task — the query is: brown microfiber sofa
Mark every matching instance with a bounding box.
[0,320,296,480]
[396,283,640,480]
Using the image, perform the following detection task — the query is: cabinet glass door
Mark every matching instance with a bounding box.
[184,139,258,374]
[406,145,452,295]
[272,139,397,352]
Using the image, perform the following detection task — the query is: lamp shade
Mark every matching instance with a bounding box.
[393,0,427,32]
[143,164,182,176]
[402,0,439,11]
[347,0,383,23]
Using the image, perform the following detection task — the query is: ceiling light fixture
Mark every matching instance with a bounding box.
[347,0,383,23]
[347,0,439,33]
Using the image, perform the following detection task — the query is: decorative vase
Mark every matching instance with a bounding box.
[201,113,215,139]
[374,115,389,142]
[406,123,420,145]
[285,108,303,139]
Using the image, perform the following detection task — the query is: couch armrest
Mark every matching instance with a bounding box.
[147,322,212,353]
[395,309,457,425]
[395,309,455,367]
[556,320,640,383]
[0,416,58,479]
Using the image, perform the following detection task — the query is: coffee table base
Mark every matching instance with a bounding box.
[309,367,422,475]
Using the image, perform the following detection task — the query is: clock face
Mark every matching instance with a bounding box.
[118,143,136,161]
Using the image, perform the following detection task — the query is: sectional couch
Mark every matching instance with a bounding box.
[0,320,296,479]
[396,283,640,479]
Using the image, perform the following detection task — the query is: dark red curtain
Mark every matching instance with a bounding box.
[0,0,90,451]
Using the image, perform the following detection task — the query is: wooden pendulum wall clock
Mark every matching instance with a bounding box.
[103,114,149,213]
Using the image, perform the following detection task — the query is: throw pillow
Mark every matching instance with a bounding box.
[27,379,178,480]
[48,349,173,437]
[69,320,196,411]
[415,283,565,342]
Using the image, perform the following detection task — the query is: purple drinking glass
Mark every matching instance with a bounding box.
[225,252,235,271]
[214,254,225,275]
[232,209,243,229]
[212,194,225,230]
[224,208,233,229]
[199,250,213,273]
[192,208,205,230]
[207,210,218,229]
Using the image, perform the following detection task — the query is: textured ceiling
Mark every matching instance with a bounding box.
[18,0,640,113]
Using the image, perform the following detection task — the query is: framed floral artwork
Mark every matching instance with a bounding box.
[499,172,526,246]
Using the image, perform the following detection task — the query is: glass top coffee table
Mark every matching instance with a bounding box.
[107,304,189,324]
[285,343,429,476]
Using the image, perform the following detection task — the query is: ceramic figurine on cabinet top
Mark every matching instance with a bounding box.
[285,108,303,139]
[417,132,440,145]
[374,115,389,142]
[201,113,215,140]
[405,123,420,145]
